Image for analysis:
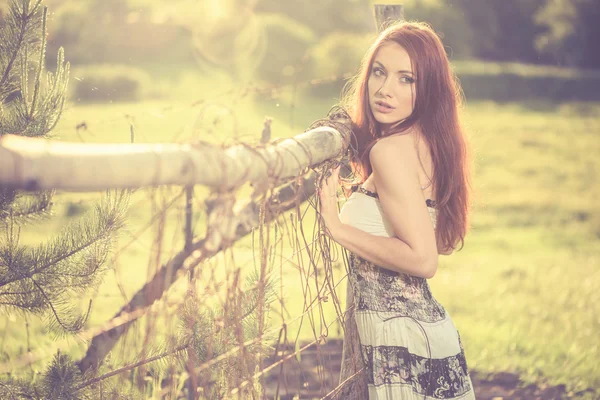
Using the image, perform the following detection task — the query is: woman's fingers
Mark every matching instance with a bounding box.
[318,165,340,200]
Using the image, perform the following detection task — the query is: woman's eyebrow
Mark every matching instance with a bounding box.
[373,61,414,75]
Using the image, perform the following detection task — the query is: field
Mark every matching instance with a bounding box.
[2,63,599,398]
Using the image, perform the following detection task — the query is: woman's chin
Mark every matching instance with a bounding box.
[374,115,401,126]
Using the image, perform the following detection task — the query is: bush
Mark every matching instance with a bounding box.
[45,2,195,67]
[70,64,153,103]
[534,0,600,68]
[255,13,318,85]
[402,0,477,59]
[454,60,600,102]
[256,0,373,37]
[446,0,546,63]
[308,32,374,78]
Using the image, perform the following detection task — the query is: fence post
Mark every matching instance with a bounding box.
[374,4,404,33]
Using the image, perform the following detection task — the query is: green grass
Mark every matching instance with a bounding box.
[436,99,600,393]
[1,65,599,396]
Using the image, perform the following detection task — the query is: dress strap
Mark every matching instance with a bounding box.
[426,198,437,208]
[350,184,437,209]
[350,184,378,199]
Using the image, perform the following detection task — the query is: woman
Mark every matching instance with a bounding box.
[317,21,476,399]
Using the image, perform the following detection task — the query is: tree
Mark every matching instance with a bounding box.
[534,0,600,68]
[0,0,128,397]
[448,0,547,63]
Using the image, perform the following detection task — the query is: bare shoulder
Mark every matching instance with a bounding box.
[369,133,418,169]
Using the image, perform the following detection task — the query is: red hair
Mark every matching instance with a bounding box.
[341,21,473,253]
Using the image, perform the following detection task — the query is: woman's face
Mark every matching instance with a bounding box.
[367,41,416,132]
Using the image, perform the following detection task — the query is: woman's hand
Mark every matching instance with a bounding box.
[318,165,342,238]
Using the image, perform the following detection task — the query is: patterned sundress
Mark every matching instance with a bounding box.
[335,185,476,400]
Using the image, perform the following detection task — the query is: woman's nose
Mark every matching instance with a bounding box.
[376,78,393,97]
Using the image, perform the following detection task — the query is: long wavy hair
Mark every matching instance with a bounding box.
[340,21,473,253]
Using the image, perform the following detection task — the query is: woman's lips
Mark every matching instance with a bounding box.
[373,101,395,114]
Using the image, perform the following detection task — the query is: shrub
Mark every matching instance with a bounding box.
[255,13,317,85]
[70,64,153,103]
[534,0,600,68]
[454,60,600,102]
[308,32,373,78]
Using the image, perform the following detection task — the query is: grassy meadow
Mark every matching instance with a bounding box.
[2,63,599,397]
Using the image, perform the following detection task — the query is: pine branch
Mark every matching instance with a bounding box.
[43,47,69,133]
[0,187,18,215]
[0,379,36,400]
[0,192,128,287]
[0,0,69,138]
[0,190,53,225]
[0,1,129,397]
[177,268,276,396]
[74,344,189,392]
[0,192,129,330]
[0,1,28,90]
[39,352,90,400]
[19,43,28,116]
[28,6,46,120]
[31,274,93,333]
[0,0,42,91]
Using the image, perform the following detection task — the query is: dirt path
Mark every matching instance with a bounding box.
[262,339,595,399]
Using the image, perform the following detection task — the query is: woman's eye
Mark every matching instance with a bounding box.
[373,68,385,77]
[400,76,415,84]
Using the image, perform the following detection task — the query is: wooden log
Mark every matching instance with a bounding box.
[0,125,346,192]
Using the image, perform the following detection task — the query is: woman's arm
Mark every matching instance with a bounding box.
[328,221,436,278]
[329,135,438,278]
[318,134,439,278]
[368,134,439,276]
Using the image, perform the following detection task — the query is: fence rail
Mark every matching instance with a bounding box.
[0,123,349,192]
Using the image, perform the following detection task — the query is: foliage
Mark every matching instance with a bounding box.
[255,13,317,84]
[452,60,600,102]
[0,0,128,397]
[179,267,277,398]
[257,0,373,37]
[44,0,194,66]
[534,0,600,68]
[0,0,69,136]
[0,192,129,332]
[385,0,476,59]
[39,353,90,400]
[14,0,598,79]
[190,11,267,83]
[0,0,128,333]
[445,0,546,63]
[70,64,153,102]
[0,353,93,399]
[450,0,544,62]
[308,32,373,78]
